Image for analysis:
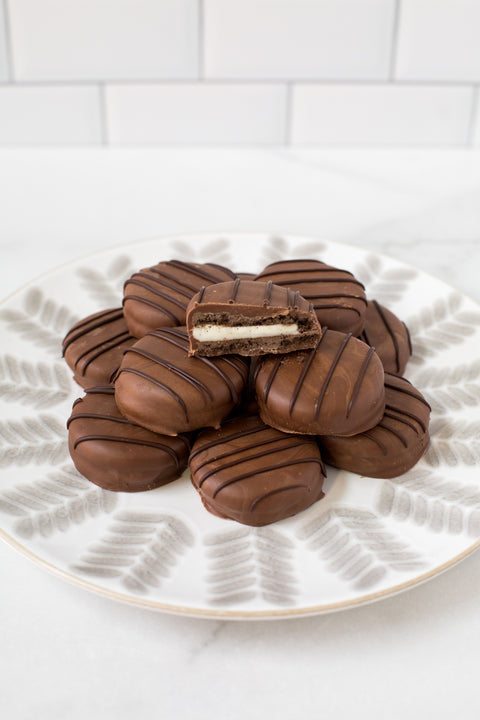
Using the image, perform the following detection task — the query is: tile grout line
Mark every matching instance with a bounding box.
[466,85,479,146]
[285,83,293,145]
[388,0,402,81]
[98,83,108,145]
[198,0,204,80]
[2,0,14,82]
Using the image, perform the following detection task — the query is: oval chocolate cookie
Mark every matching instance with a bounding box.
[115,327,249,435]
[255,259,367,336]
[359,300,412,375]
[189,414,326,526]
[62,308,136,388]
[255,328,385,436]
[123,260,236,337]
[318,373,430,478]
[186,279,321,357]
[67,386,191,491]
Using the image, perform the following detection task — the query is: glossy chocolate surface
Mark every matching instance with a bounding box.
[67,386,191,491]
[189,413,325,526]
[114,327,249,435]
[359,299,412,375]
[255,328,385,436]
[62,308,135,388]
[123,260,236,337]
[255,259,367,336]
[318,373,431,478]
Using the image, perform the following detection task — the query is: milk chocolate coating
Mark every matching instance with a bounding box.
[67,386,191,492]
[62,308,136,388]
[189,414,326,526]
[255,328,385,436]
[123,260,236,337]
[255,259,367,336]
[358,299,412,375]
[186,279,322,357]
[318,373,430,478]
[114,327,249,435]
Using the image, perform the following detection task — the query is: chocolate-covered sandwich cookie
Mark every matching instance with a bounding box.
[67,386,191,492]
[255,259,367,336]
[62,308,135,388]
[115,327,249,435]
[189,414,326,526]
[255,328,385,436]
[359,300,412,375]
[186,279,321,357]
[318,373,430,478]
[123,260,236,337]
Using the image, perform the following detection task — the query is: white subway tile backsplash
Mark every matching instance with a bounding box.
[204,0,396,80]
[8,0,198,81]
[291,84,473,145]
[105,83,286,144]
[396,0,480,81]
[0,1,9,81]
[0,86,101,143]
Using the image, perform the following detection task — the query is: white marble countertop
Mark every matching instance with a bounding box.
[1,147,480,719]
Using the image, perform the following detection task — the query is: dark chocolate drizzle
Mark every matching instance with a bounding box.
[289,333,326,414]
[346,345,376,418]
[62,309,125,355]
[372,300,401,373]
[314,332,352,419]
[250,484,310,512]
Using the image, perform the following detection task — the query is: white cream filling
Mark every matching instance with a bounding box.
[193,323,299,342]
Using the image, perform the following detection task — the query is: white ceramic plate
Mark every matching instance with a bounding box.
[1,233,480,619]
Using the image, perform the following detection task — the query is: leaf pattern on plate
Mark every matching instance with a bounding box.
[0,287,79,354]
[425,418,480,467]
[0,414,68,467]
[72,510,195,594]
[76,254,135,307]
[354,253,418,306]
[407,293,480,365]
[297,506,426,590]
[0,463,118,538]
[376,468,480,536]
[408,361,480,414]
[258,235,327,268]
[204,526,299,606]
[0,355,72,409]
[168,237,235,269]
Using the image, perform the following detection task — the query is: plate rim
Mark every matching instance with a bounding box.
[2,231,480,620]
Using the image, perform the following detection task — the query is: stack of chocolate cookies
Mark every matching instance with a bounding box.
[64,258,430,527]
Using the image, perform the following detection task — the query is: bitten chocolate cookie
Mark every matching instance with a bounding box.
[62,308,136,388]
[255,259,367,336]
[67,386,191,492]
[189,414,326,526]
[123,260,236,337]
[115,327,249,435]
[358,299,412,375]
[255,328,385,436]
[186,279,321,357]
[318,373,431,478]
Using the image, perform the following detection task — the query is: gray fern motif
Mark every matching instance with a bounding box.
[72,510,195,594]
[407,293,480,365]
[297,506,426,591]
[354,253,418,306]
[168,237,235,269]
[426,418,480,467]
[0,414,67,467]
[76,254,134,306]
[409,361,480,414]
[0,287,78,354]
[259,235,327,268]
[0,355,72,409]
[377,468,480,536]
[0,464,118,539]
[204,525,299,606]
